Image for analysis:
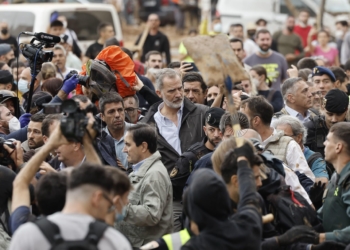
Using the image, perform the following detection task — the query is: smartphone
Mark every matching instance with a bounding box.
[182,62,199,72]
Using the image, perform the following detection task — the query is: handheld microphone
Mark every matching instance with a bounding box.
[23,32,61,44]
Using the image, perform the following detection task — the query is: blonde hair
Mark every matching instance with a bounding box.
[211,137,237,175]
[41,62,57,81]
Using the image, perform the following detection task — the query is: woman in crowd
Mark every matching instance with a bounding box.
[308,30,339,67]
[250,65,283,112]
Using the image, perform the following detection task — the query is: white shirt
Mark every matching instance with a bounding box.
[244,39,259,58]
[154,102,184,155]
[283,165,313,205]
[284,105,310,123]
[263,128,315,182]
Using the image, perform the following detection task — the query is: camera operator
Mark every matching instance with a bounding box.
[6,113,104,237]
[71,95,118,167]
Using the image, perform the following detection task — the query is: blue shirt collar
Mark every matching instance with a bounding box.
[132,158,147,174]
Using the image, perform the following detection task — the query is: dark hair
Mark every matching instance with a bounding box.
[99,92,124,114]
[230,23,243,29]
[298,68,312,81]
[10,60,25,69]
[330,66,348,83]
[127,123,157,154]
[329,122,350,155]
[35,172,67,216]
[241,96,274,125]
[68,163,114,192]
[124,94,139,107]
[72,94,89,103]
[256,18,267,26]
[30,113,46,123]
[145,50,161,61]
[182,72,207,92]
[250,65,272,87]
[97,22,113,35]
[0,62,7,70]
[168,61,181,69]
[105,167,132,196]
[41,114,62,137]
[297,57,317,70]
[221,150,239,183]
[229,38,244,49]
[50,20,63,28]
[219,111,250,133]
[255,29,271,40]
[121,47,133,60]
[42,77,62,97]
[345,59,350,71]
[336,20,349,27]
[105,37,120,47]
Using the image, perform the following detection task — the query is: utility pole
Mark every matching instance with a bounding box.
[317,0,327,30]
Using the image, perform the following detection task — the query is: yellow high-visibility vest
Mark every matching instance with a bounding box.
[162,229,191,250]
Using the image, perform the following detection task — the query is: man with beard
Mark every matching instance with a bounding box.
[244,29,289,91]
[305,88,349,157]
[273,16,304,66]
[21,113,45,154]
[99,92,133,169]
[142,68,209,231]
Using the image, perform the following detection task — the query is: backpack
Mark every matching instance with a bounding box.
[267,185,320,234]
[171,142,210,200]
[35,217,109,250]
[81,46,136,98]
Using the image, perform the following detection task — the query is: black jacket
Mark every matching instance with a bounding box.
[182,166,262,250]
[135,31,171,64]
[141,98,209,173]
[96,130,118,167]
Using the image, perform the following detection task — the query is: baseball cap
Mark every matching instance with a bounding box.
[324,89,349,113]
[204,107,225,128]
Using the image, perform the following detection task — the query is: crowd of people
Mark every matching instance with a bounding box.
[1,5,350,250]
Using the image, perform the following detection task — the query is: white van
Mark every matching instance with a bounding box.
[0,3,123,53]
[217,0,350,34]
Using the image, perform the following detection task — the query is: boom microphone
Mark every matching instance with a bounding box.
[23,32,61,44]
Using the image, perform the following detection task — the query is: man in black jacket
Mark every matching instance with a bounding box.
[135,14,171,65]
[142,68,208,231]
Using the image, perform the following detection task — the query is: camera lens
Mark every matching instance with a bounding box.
[61,99,78,113]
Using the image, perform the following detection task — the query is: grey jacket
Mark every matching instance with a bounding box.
[141,98,209,174]
[116,151,173,247]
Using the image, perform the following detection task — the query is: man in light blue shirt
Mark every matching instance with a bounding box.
[99,92,133,168]
[275,77,317,123]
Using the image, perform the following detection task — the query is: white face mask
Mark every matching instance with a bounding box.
[213,23,222,33]
[18,79,29,94]
[9,117,20,133]
[252,78,260,87]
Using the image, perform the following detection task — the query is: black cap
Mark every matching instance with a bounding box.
[312,66,336,82]
[31,91,53,109]
[324,89,349,113]
[204,107,225,128]
[0,70,13,84]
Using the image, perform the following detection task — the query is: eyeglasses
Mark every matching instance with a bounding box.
[102,192,116,213]
[311,91,322,97]
[124,107,138,114]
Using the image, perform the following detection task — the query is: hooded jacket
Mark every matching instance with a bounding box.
[181,167,262,250]
[141,98,209,173]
